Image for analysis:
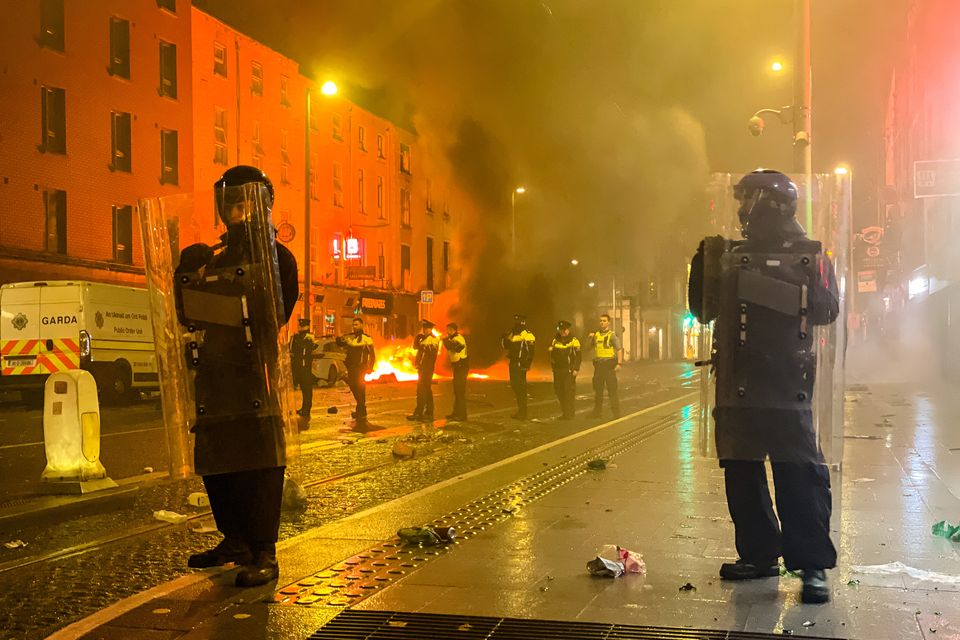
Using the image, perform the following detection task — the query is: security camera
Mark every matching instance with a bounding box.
[748,115,765,137]
[793,130,810,147]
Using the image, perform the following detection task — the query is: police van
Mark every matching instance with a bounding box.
[0,281,157,405]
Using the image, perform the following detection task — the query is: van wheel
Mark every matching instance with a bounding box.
[103,365,131,405]
[326,366,339,387]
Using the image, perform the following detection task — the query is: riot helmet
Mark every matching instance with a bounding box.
[733,169,804,240]
[213,165,274,226]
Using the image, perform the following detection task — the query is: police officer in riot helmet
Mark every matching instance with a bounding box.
[176,165,299,587]
[688,169,839,604]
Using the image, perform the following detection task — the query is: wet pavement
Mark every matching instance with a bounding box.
[37,375,960,639]
[0,362,692,639]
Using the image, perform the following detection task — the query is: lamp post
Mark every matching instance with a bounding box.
[511,186,526,260]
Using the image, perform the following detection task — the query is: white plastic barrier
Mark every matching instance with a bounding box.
[41,370,116,492]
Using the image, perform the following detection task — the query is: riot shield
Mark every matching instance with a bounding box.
[699,172,849,468]
[138,185,301,480]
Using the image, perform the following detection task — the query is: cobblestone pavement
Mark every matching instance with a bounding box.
[0,362,693,640]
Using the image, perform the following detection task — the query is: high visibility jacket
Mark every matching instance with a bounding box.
[549,335,581,371]
[501,329,535,369]
[443,333,468,363]
[589,330,618,360]
[336,332,375,372]
[413,333,440,371]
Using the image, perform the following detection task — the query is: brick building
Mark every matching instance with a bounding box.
[0,1,464,341]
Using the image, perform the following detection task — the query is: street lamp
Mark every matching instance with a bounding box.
[511,186,526,260]
[570,259,579,266]
[321,80,338,96]
[770,59,785,73]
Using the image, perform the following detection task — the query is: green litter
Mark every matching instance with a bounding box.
[847,579,860,586]
[931,520,960,542]
[779,566,802,578]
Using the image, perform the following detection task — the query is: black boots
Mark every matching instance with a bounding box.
[235,550,280,587]
[187,537,252,569]
[801,569,830,603]
[719,559,780,580]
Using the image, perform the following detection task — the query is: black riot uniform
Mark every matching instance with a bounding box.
[290,319,317,418]
[175,165,298,588]
[549,321,581,420]
[408,320,440,421]
[336,318,376,428]
[442,323,469,421]
[688,169,839,604]
[501,315,535,420]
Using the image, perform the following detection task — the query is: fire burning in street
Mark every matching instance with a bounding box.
[365,344,422,383]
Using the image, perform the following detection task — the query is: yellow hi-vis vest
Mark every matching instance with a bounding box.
[592,330,616,359]
[445,334,468,363]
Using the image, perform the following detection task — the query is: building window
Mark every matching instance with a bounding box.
[160,129,178,185]
[39,0,64,52]
[251,61,263,96]
[443,199,451,220]
[426,237,434,291]
[112,205,133,264]
[309,153,319,200]
[377,176,384,219]
[400,244,411,290]
[400,188,411,227]
[213,107,227,165]
[358,170,365,213]
[213,42,227,77]
[40,86,66,154]
[110,111,132,172]
[333,163,343,207]
[426,180,433,213]
[358,126,366,151]
[378,242,385,280]
[252,120,263,157]
[400,143,411,174]
[43,189,67,254]
[332,113,343,141]
[377,134,385,160]
[109,18,130,78]
[280,75,290,107]
[159,41,177,99]
[280,129,291,184]
[156,0,176,13]
[443,241,450,272]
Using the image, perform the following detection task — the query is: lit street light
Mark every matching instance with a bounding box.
[770,59,785,73]
[511,186,526,260]
[587,281,596,288]
[321,80,338,96]
[570,259,579,266]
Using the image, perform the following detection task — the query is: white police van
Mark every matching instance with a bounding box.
[0,281,157,404]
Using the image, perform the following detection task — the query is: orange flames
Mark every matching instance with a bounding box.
[365,344,422,383]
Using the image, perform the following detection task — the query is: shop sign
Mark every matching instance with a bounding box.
[915,159,960,198]
[420,290,434,304]
[276,222,296,242]
[359,291,392,316]
[346,265,377,280]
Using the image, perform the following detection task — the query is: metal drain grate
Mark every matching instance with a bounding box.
[308,610,842,639]
[275,405,692,608]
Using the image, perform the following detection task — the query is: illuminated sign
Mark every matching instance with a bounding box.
[914,159,960,198]
[346,237,360,259]
[359,292,392,316]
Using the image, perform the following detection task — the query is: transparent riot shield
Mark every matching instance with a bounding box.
[701,172,849,468]
[138,185,301,481]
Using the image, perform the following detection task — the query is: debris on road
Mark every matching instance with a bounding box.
[678,582,697,591]
[327,406,338,414]
[587,544,645,577]
[587,459,608,470]
[932,520,960,542]
[802,621,815,628]
[396,526,455,546]
[186,492,209,508]
[392,442,416,459]
[587,556,624,577]
[142,466,154,474]
[2,540,27,549]
[282,476,308,511]
[153,510,189,524]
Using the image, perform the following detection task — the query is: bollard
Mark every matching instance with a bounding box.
[40,370,118,494]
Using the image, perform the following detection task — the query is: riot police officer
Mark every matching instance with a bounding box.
[337,317,376,430]
[501,314,535,420]
[290,318,317,418]
[586,314,621,418]
[549,320,581,420]
[442,322,469,422]
[408,320,440,422]
[176,165,298,587]
[688,169,839,604]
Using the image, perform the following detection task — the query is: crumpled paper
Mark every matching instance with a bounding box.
[587,544,646,577]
